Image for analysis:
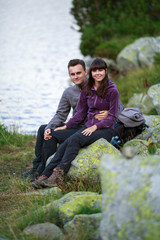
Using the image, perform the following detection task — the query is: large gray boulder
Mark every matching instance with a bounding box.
[127,84,160,114]
[117,36,160,72]
[99,154,160,240]
[127,93,154,114]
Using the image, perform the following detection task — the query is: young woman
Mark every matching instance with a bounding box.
[32,58,119,188]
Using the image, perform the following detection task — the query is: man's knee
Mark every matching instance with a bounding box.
[38,124,47,134]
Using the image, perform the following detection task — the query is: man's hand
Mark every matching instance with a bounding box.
[94,110,108,121]
[82,125,97,136]
[44,128,52,140]
[54,125,68,131]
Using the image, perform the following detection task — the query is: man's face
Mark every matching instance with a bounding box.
[68,64,87,86]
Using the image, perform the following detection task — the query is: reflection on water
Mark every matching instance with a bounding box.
[0,0,82,134]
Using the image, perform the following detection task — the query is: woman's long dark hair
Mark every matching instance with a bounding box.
[85,58,109,98]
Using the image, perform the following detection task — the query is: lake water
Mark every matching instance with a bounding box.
[0,0,83,134]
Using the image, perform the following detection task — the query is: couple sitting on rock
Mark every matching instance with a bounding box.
[23,58,122,188]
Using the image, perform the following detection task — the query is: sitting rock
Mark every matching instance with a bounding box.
[68,138,121,180]
[99,153,160,240]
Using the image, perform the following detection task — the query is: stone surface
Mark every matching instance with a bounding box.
[117,36,160,72]
[127,93,154,114]
[23,222,64,240]
[68,138,121,180]
[144,115,160,128]
[99,154,160,240]
[44,191,102,224]
[123,138,160,156]
[151,123,160,142]
[147,84,160,114]
[135,115,160,144]
[123,139,149,156]
[64,213,102,240]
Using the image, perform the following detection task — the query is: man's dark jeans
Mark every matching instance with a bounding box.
[33,124,82,175]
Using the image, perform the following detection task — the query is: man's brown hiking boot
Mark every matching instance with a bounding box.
[31,175,48,189]
[41,167,65,188]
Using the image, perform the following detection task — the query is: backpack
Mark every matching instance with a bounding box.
[111,107,148,148]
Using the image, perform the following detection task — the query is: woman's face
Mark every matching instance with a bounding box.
[91,68,107,83]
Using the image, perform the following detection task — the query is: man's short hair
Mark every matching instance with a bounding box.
[68,59,86,71]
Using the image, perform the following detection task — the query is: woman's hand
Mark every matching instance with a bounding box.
[54,125,67,131]
[94,110,108,120]
[82,125,97,136]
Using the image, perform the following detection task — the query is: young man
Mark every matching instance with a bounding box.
[23,59,108,181]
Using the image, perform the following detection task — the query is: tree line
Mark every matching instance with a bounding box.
[71,0,160,58]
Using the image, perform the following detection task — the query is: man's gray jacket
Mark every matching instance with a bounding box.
[45,84,82,130]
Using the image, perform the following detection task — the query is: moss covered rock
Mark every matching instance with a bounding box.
[127,93,154,114]
[144,115,160,128]
[123,139,149,156]
[44,191,102,224]
[117,37,160,72]
[123,139,160,156]
[99,154,160,240]
[64,213,102,240]
[135,116,160,142]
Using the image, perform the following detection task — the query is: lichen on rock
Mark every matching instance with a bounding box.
[99,154,160,240]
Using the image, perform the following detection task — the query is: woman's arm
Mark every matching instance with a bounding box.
[65,89,88,128]
[55,89,88,131]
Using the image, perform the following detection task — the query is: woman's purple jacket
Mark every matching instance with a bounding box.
[66,80,119,129]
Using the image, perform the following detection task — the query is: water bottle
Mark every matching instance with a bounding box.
[110,136,121,147]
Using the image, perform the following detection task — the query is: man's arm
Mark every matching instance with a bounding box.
[45,89,71,131]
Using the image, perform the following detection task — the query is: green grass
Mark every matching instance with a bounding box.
[0,124,102,239]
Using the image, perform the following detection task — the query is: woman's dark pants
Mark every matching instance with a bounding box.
[42,126,114,177]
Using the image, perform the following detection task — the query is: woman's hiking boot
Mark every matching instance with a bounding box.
[31,175,48,189]
[41,167,64,188]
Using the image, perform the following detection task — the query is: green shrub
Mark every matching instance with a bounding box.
[71,0,160,57]
[94,36,136,59]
